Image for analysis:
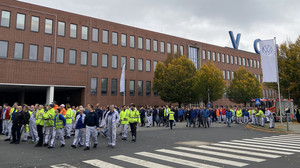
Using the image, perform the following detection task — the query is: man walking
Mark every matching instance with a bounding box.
[84,105,99,151]
[71,108,86,148]
[11,106,24,144]
[48,109,66,148]
[226,108,233,127]
[129,104,140,142]
[119,105,129,141]
[105,105,119,148]
[43,104,55,146]
[35,105,45,147]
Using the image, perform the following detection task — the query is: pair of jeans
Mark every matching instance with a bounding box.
[158,117,164,126]
[37,125,44,146]
[129,122,137,139]
[186,118,191,127]
[227,118,232,127]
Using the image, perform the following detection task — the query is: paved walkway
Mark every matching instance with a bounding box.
[247,121,300,134]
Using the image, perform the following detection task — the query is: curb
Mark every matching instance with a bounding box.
[245,124,300,134]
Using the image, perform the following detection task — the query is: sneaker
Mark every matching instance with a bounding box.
[83,147,90,151]
[15,142,19,144]
[10,141,16,144]
[79,144,84,147]
[71,145,77,148]
[48,146,54,149]
[43,143,48,147]
[4,138,11,141]
[66,136,71,139]
[93,144,97,148]
[60,144,65,147]
[35,144,42,147]
[111,145,115,148]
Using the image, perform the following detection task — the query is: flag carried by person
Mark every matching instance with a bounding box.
[120,63,125,93]
[259,39,277,82]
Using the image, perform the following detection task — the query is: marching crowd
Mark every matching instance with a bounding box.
[0,102,276,150]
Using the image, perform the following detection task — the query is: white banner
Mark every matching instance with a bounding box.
[259,39,278,82]
[120,63,125,92]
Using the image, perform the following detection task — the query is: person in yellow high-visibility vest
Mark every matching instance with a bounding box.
[119,105,129,140]
[164,105,171,127]
[129,104,140,142]
[64,104,73,139]
[168,110,175,130]
[236,108,242,124]
[42,104,55,146]
[35,105,45,147]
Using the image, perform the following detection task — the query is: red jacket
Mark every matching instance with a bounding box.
[1,107,10,120]
[221,109,226,115]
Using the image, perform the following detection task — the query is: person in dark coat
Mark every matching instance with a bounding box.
[11,106,25,144]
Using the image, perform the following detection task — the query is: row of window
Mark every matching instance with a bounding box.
[0,40,158,71]
[222,70,262,83]
[0,10,184,55]
[263,89,276,99]
[202,50,260,69]
[90,78,157,96]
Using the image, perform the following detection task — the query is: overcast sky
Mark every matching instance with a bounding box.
[19,0,300,53]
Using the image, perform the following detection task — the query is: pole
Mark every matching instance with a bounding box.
[274,37,283,125]
[123,91,125,105]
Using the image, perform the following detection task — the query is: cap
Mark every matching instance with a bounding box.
[60,104,65,107]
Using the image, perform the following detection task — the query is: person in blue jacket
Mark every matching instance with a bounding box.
[202,107,209,128]
[225,108,233,127]
[190,107,197,128]
[243,107,249,124]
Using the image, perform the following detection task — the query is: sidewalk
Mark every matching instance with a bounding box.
[246,121,300,134]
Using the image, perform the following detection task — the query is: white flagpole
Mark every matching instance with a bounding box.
[274,37,283,124]
[120,63,126,105]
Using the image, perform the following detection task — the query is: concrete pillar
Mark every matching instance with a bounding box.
[46,86,54,105]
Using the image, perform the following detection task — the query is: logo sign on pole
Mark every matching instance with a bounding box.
[255,99,261,106]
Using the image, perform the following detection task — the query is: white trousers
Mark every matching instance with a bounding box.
[50,128,65,147]
[244,116,249,123]
[269,117,274,128]
[260,117,265,127]
[85,126,98,147]
[222,115,226,122]
[64,124,72,137]
[251,115,255,124]
[217,116,221,123]
[2,120,8,134]
[29,122,39,142]
[44,126,54,144]
[7,121,12,139]
[73,129,85,146]
[107,124,117,146]
[121,124,128,138]
[20,125,29,140]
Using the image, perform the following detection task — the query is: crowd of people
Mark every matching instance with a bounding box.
[0,102,278,150]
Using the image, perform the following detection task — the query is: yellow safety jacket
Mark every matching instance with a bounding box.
[236,110,242,117]
[65,108,73,124]
[43,108,55,127]
[120,109,129,125]
[55,114,64,129]
[35,109,45,126]
[9,107,16,122]
[129,109,140,123]
[164,108,170,117]
[169,111,175,121]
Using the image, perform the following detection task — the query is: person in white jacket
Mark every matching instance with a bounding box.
[104,105,119,148]
[71,108,86,148]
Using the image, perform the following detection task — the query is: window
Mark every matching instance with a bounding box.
[138,58,143,71]
[243,58,246,66]
[81,26,88,40]
[43,46,52,62]
[92,28,99,42]
[31,16,39,32]
[112,32,118,45]
[138,81,143,96]
[70,24,77,38]
[222,54,225,63]
[92,52,98,66]
[254,60,257,68]
[250,59,253,67]
[102,54,108,67]
[146,60,151,72]
[138,37,143,49]
[112,55,118,68]
[56,48,64,63]
[29,44,38,60]
[232,71,234,79]
[69,50,76,64]
[257,61,260,68]
[226,55,229,64]
[121,56,126,69]
[153,40,158,52]
[146,38,151,51]
[223,70,226,80]
[227,71,231,80]
[174,44,178,54]
[230,56,234,64]
[0,41,9,57]
[217,53,220,62]
[81,51,87,65]
[235,56,238,65]
[111,79,117,96]
[207,51,211,60]
[58,21,65,36]
[189,47,199,69]
[212,52,216,62]
[202,50,206,60]
[1,11,10,27]
[180,45,184,55]
[130,35,135,48]
[167,43,171,53]
[258,75,261,83]
[160,42,165,53]
[153,60,158,71]
[101,78,108,95]
[121,34,126,46]
[146,81,151,96]
[90,78,97,95]
[14,43,24,59]
[102,30,108,43]
[154,88,158,96]
[246,59,250,67]
[130,58,135,70]
[45,19,53,34]
[239,57,242,65]
[16,13,25,30]
[129,80,135,96]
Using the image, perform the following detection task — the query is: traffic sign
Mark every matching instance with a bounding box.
[207,102,211,108]
[255,98,261,105]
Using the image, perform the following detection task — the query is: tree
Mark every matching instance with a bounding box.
[265,36,300,105]
[226,66,263,106]
[194,61,226,105]
[153,56,199,107]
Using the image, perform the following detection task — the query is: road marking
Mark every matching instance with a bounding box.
[136,151,220,168]
[197,145,280,158]
[232,140,300,149]
[221,141,300,153]
[50,163,77,168]
[111,155,174,168]
[156,149,248,167]
[214,143,293,155]
[256,136,300,140]
[251,137,300,142]
[242,139,300,146]
[174,146,265,162]
[83,159,124,168]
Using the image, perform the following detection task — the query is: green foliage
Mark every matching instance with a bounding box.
[194,61,226,104]
[226,66,263,105]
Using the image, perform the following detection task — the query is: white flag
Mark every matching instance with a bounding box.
[259,39,277,82]
[120,63,125,92]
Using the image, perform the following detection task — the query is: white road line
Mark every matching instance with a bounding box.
[251,137,300,142]
[214,143,293,155]
[256,136,300,140]
[222,141,300,152]
[241,139,300,146]
[174,146,265,162]
[136,151,220,168]
[232,140,300,149]
[83,159,124,168]
[156,149,248,167]
[111,155,174,168]
[50,163,77,168]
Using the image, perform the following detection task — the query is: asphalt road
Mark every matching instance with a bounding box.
[0,122,300,168]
